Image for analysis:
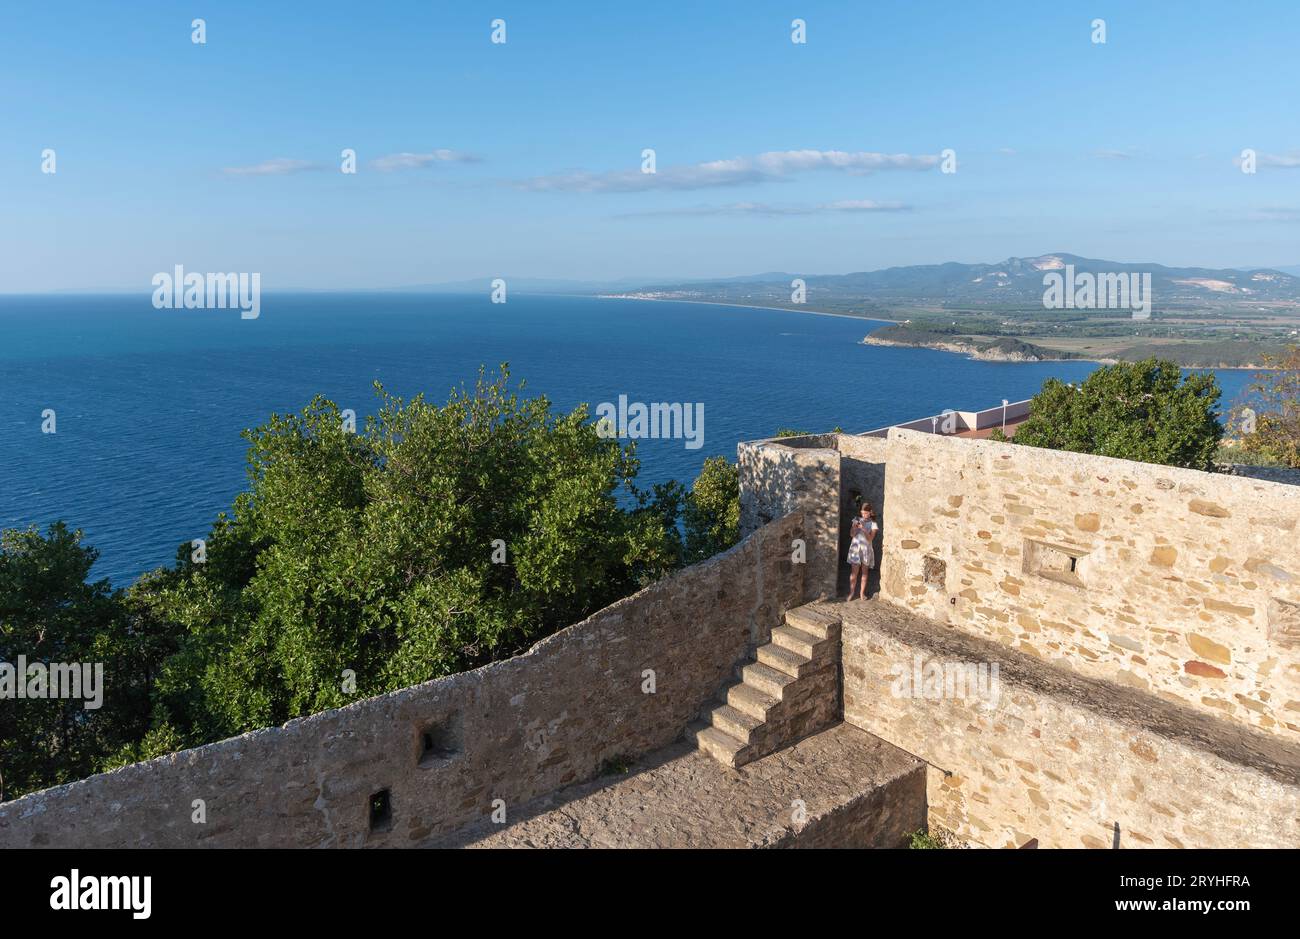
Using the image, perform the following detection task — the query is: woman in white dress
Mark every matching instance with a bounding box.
[847,501,879,601]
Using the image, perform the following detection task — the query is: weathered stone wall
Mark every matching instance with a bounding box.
[738,437,839,600]
[838,599,1300,849]
[774,762,926,849]
[0,514,806,849]
[879,428,1300,739]
[738,433,888,598]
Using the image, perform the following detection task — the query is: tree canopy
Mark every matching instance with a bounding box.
[1,367,741,799]
[1233,345,1300,468]
[0,523,175,800]
[1001,358,1223,470]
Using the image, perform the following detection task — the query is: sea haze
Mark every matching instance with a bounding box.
[0,292,1254,585]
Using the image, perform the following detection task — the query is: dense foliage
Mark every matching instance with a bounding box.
[998,358,1223,469]
[683,456,740,563]
[1,368,741,799]
[1233,345,1300,468]
[0,524,177,800]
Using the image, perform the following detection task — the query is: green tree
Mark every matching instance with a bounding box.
[0,524,177,800]
[1234,345,1300,468]
[4,368,753,794]
[1004,358,1222,469]
[683,456,740,562]
[134,367,690,739]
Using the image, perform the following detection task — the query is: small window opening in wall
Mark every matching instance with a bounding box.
[922,555,946,589]
[1023,538,1088,588]
[369,789,392,833]
[1267,596,1300,648]
[417,713,463,768]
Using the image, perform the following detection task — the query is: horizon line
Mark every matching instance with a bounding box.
[6,252,1300,297]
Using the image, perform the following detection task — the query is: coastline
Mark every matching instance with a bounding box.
[599,295,1283,370]
[861,336,1279,370]
[860,335,1101,365]
[596,294,903,324]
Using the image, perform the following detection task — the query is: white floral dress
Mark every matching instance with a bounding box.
[848,518,878,567]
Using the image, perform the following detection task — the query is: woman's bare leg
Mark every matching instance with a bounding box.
[849,564,861,600]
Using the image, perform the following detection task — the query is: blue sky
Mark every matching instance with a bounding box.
[2,0,1298,291]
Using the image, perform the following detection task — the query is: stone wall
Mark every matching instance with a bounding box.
[775,761,926,849]
[879,428,1300,740]
[838,599,1300,849]
[738,437,840,600]
[0,513,806,849]
[738,434,889,599]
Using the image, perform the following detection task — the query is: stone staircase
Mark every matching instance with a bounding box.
[687,604,842,768]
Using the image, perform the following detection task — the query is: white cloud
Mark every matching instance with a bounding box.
[618,199,912,218]
[370,150,482,171]
[520,149,939,193]
[1258,152,1300,168]
[822,199,911,212]
[221,158,321,177]
[1092,149,1135,160]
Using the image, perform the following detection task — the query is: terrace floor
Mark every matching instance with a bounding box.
[428,721,924,849]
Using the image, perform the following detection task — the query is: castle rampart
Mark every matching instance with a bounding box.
[0,513,806,848]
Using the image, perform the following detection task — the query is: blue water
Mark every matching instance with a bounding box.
[0,293,1253,586]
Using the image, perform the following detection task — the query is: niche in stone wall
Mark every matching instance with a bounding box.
[1022,538,1089,589]
[369,788,393,833]
[417,712,464,769]
[1267,597,1300,648]
[922,555,947,589]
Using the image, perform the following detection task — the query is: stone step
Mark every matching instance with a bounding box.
[757,641,812,678]
[726,681,779,720]
[785,606,841,640]
[709,703,764,744]
[742,661,798,698]
[771,624,824,659]
[687,721,748,768]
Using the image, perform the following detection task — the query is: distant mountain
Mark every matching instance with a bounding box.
[394,272,803,294]
[388,277,634,294]
[613,254,1300,305]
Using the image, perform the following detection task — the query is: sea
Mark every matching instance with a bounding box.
[0,292,1255,586]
